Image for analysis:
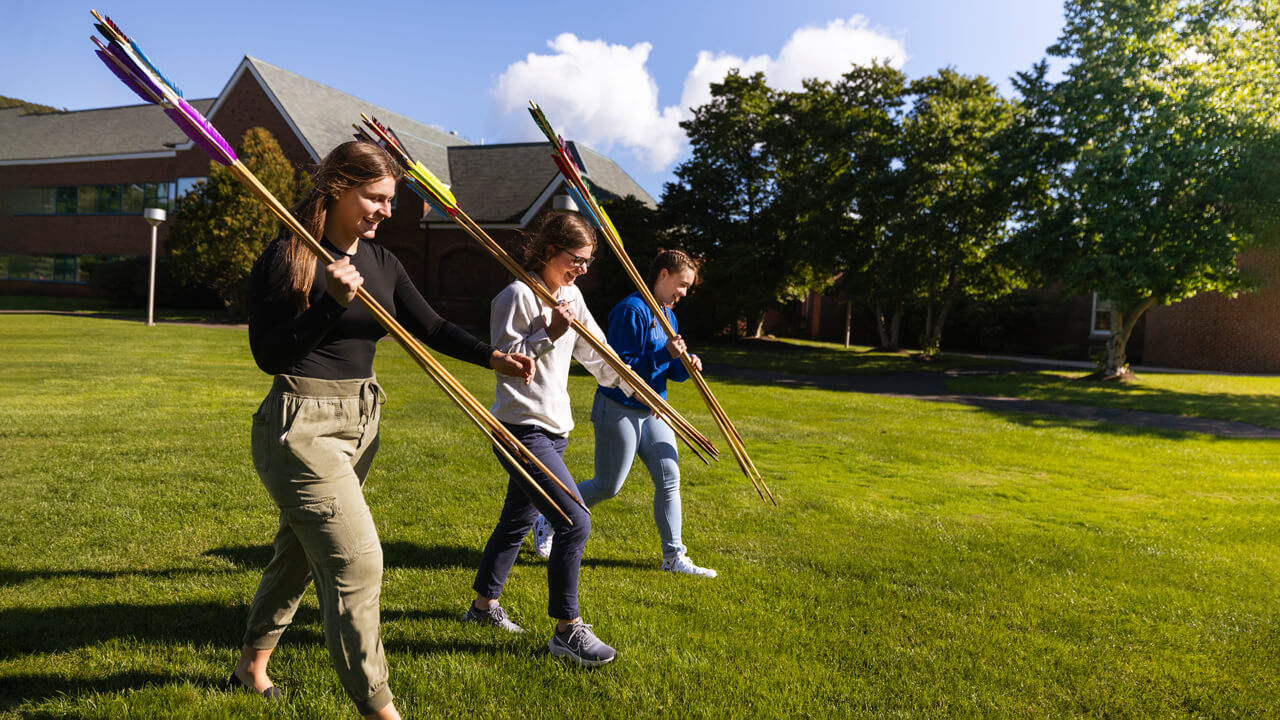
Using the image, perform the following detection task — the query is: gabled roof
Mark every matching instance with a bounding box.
[426,141,656,225]
[0,100,214,163]
[213,57,470,183]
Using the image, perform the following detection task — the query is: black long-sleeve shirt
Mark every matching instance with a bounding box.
[248,237,496,379]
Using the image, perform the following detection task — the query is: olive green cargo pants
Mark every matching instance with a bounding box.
[244,374,392,715]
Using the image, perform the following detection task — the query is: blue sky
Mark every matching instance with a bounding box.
[5,1,1065,199]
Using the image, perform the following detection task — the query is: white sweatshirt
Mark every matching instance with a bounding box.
[489,279,628,435]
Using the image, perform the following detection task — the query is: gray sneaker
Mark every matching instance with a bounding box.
[462,602,525,633]
[549,622,616,667]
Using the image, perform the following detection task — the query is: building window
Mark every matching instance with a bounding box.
[175,177,205,202]
[0,253,98,283]
[6,182,174,216]
[1091,293,1114,337]
[55,186,77,214]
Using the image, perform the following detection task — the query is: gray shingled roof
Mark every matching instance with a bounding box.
[444,143,561,223]
[575,144,656,209]
[241,57,468,183]
[0,99,214,162]
[426,141,655,224]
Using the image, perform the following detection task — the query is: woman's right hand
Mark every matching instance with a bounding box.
[547,300,576,340]
[325,257,363,307]
[666,334,688,359]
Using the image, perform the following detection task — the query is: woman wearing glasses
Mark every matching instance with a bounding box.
[464,212,629,667]
[532,249,716,578]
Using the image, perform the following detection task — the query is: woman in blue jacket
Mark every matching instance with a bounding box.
[533,250,715,577]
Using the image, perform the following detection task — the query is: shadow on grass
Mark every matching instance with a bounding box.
[0,670,185,712]
[206,543,651,572]
[0,601,256,659]
[0,566,233,588]
[946,373,1280,431]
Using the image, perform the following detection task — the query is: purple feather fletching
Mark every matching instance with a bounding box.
[95,48,158,105]
[104,41,167,102]
[164,97,237,166]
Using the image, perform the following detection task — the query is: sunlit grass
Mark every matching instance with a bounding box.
[3,315,1279,718]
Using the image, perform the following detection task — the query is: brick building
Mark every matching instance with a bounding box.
[792,250,1280,373]
[0,56,653,326]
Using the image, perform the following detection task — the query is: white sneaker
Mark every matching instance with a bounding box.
[531,514,554,560]
[661,554,717,578]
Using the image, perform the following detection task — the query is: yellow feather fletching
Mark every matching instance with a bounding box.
[407,161,457,210]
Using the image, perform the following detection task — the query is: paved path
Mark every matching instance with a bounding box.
[707,365,1280,439]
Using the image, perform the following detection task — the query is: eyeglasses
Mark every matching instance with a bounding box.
[559,249,596,268]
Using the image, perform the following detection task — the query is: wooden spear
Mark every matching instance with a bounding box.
[527,102,776,504]
[88,10,579,524]
[355,115,720,464]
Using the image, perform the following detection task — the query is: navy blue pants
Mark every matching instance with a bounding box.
[472,423,591,620]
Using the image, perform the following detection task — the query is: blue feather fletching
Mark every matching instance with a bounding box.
[129,39,182,98]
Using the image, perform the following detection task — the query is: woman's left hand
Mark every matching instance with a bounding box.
[491,351,535,384]
[689,353,703,373]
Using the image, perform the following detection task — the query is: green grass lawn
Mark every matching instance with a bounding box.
[946,370,1280,429]
[0,294,232,323]
[4,315,1280,718]
[698,336,1005,375]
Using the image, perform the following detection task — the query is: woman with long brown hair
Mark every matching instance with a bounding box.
[464,212,626,667]
[233,140,532,718]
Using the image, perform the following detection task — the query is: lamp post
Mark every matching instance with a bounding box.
[142,207,166,327]
[552,194,579,213]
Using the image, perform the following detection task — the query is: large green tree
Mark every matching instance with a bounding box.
[662,71,795,337]
[167,127,310,315]
[771,64,911,349]
[899,69,1023,357]
[1018,0,1280,378]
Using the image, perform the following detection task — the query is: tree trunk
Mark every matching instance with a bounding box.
[844,299,853,349]
[888,304,903,352]
[1098,298,1155,380]
[920,298,953,358]
[870,299,890,349]
[752,309,766,338]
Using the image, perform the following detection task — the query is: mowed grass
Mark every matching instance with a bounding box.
[698,336,1004,375]
[3,315,1280,718]
[946,370,1280,429]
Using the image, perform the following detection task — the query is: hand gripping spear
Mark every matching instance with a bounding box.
[88,10,581,524]
[527,102,776,505]
[353,115,720,465]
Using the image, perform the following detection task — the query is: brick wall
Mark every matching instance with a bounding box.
[1142,248,1280,373]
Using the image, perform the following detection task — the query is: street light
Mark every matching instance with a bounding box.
[142,207,166,327]
[552,194,579,213]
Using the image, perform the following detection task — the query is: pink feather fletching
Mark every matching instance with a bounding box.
[164,97,237,166]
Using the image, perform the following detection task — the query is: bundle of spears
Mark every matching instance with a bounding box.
[353,115,721,467]
[88,9,582,524]
[526,103,775,505]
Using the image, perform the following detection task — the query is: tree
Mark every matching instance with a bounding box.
[1017,0,1280,378]
[770,64,911,349]
[662,71,793,337]
[167,127,310,315]
[581,195,664,311]
[899,69,1023,357]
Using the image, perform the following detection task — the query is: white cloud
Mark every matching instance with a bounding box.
[492,33,685,169]
[490,16,908,172]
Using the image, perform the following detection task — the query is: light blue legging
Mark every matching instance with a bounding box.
[577,391,685,559]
